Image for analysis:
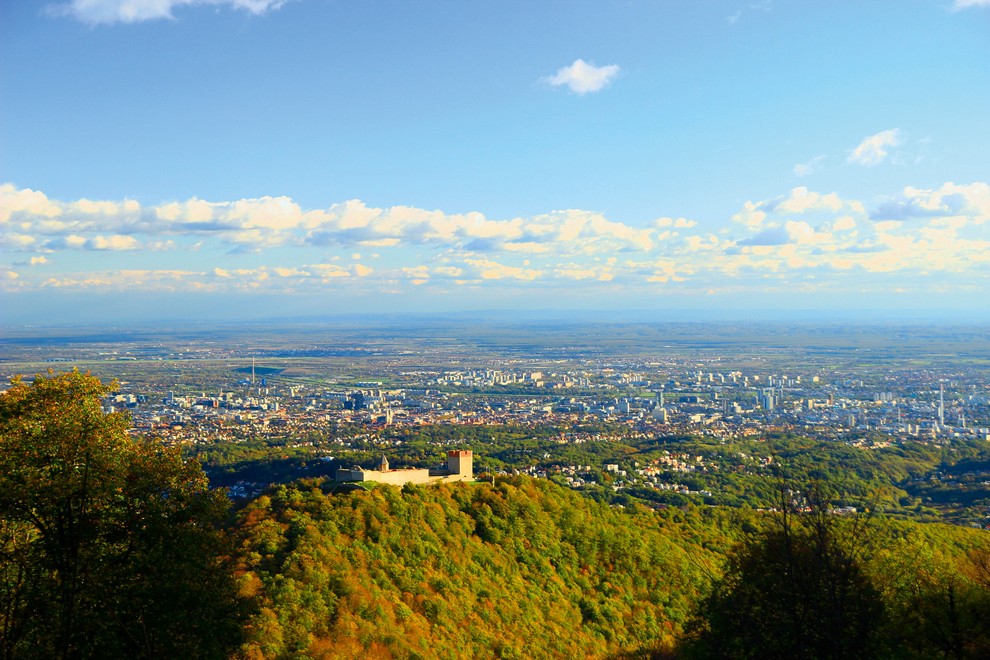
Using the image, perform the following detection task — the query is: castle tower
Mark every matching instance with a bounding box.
[377,454,389,472]
[447,450,472,478]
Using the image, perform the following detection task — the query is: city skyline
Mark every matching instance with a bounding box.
[2,1,989,323]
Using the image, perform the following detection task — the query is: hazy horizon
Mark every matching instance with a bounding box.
[4,302,990,332]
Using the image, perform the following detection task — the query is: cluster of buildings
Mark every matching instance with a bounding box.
[100,360,990,452]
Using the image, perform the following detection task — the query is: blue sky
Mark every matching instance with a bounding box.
[2,0,989,323]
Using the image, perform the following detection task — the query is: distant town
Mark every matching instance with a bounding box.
[2,319,988,525]
[114,362,986,446]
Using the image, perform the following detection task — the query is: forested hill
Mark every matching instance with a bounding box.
[7,372,989,659]
[231,477,731,658]
[230,476,990,659]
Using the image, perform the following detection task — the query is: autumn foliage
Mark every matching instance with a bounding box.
[231,476,720,658]
[0,371,245,659]
[2,371,989,659]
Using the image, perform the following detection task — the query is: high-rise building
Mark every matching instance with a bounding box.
[938,381,945,427]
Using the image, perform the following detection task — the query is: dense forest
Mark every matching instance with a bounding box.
[196,419,990,527]
[233,476,720,658]
[2,372,989,658]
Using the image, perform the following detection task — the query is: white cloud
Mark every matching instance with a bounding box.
[872,181,990,224]
[1,234,38,249]
[730,188,865,244]
[554,265,615,282]
[848,129,901,167]
[4,181,990,299]
[0,184,61,223]
[832,216,857,232]
[273,267,305,278]
[543,59,620,94]
[2,185,663,257]
[793,155,825,177]
[772,187,844,214]
[503,241,550,253]
[953,0,990,9]
[308,263,350,280]
[88,235,141,251]
[785,220,832,245]
[48,0,287,25]
[433,266,463,278]
[654,216,697,229]
[464,258,541,281]
[33,269,206,292]
[731,202,767,228]
[726,1,772,24]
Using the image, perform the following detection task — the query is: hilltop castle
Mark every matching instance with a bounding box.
[335,450,473,486]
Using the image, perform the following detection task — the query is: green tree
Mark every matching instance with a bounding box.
[871,537,990,659]
[684,485,886,659]
[0,371,246,659]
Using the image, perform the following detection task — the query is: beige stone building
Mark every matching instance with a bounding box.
[335,450,473,486]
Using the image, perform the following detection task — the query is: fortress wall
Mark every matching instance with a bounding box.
[366,468,433,486]
[337,452,473,486]
[336,468,366,482]
[438,473,473,483]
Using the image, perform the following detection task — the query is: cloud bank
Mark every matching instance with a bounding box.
[2,181,989,302]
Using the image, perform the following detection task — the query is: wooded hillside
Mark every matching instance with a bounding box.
[232,477,727,658]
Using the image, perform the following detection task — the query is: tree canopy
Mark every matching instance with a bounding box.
[683,483,990,660]
[0,371,245,659]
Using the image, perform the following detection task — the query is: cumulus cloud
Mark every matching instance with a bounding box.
[953,0,990,9]
[694,182,990,286]
[832,216,857,232]
[48,0,287,25]
[4,181,990,299]
[732,188,860,234]
[543,59,620,94]
[737,227,790,246]
[1,234,38,249]
[1,184,665,257]
[464,258,542,281]
[767,187,844,214]
[88,235,141,250]
[731,202,768,228]
[654,216,697,229]
[848,129,901,166]
[870,182,990,223]
[34,269,206,292]
[0,184,61,223]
